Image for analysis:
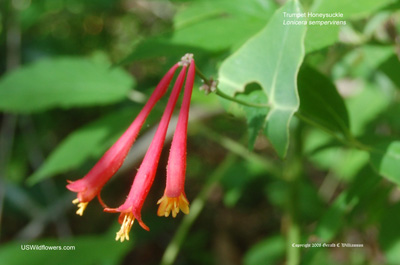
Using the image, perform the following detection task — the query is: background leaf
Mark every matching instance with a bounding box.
[370,141,400,186]
[305,0,397,53]
[297,65,350,139]
[218,0,306,157]
[379,55,400,89]
[243,235,285,265]
[312,0,397,19]
[27,107,140,184]
[0,57,134,113]
[379,202,400,265]
[121,0,277,65]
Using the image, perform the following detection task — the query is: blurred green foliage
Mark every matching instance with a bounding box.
[0,0,400,265]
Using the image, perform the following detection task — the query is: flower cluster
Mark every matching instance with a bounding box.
[67,54,195,242]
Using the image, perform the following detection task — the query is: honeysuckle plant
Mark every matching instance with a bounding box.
[1,0,400,264]
[67,54,195,241]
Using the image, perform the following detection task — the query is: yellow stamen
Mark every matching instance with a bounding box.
[115,213,135,242]
[72,198,88,216]
[157,194,189,218]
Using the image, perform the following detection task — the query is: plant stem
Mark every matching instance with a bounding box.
[160,154,237,265]
[215,90,270,108]
[194,66,210,86]
[194,66,270,108]
[287,211,301,265]
[286,170,301,265]
[284,122,304,265]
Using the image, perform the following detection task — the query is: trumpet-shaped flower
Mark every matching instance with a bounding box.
[157,57,195,218]
[66,63,180,216]
[104,64,188,242]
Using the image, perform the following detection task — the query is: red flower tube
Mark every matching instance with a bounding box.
[157,57,195,218]
[104,64,188,242]
[66,63,180,216]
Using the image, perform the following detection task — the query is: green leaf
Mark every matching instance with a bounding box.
[173,0,276,28]
[119,40,208,66]
[379,202,400,265]
[243,235,285,265]
[297,65,350,139]
[27,107,140,185]
[312,0,397,19]
[315,194,347,241]
[0,57,134,113]
[171,0,276,52]
[346,84,390,136]
[304,0,397,52]
[315,166,380,241]
[265,179,325,221]
[304,0,340,53]
[121,0,276,65]
[170,15,269,52]
[304,129,370,181]
[304,24,339,54]
[332,45,396,79]
[370,141,400,186]
[379,55,400,89]
[221,158,268,207]
[218,0,306,157]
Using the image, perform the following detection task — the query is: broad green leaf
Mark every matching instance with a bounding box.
[370,141,400,186]
[304,130,370,181]
[305,0,397,52]
[346,84,390,136]
[315,166,380,241]
[171,0,276,51]
[265,179,324,221]
[221,159,268,207]
[174,0,276,28]
[304,0,341,53]
[315,194,347,241]
[360,45,394,69]
[218,0,306,157]
[304,24,339,54]
[243,235,285,265]
[170,15,268,52]
[27,107,141,185]
[312,0,397,19]
[379,55,400,89]
[119,40,209,67]
[0,232,132,265]
[298,65,350,139]
[332,45,395,79]
[0,57,134,113]
[379,202,400,265]
[302,249,342,265]
[121,0,276,65]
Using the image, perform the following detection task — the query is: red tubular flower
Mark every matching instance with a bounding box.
[66,63,180,216]
[157,57,195,218]
[104,64,188,242]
